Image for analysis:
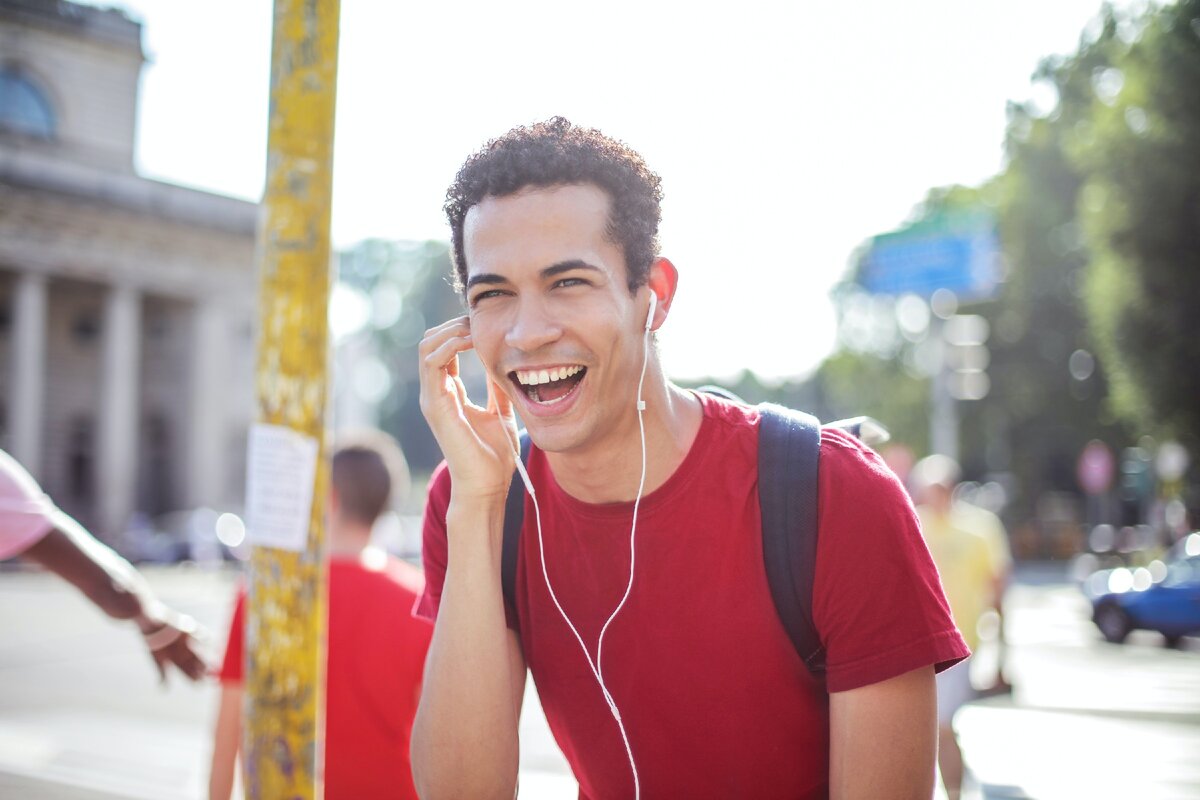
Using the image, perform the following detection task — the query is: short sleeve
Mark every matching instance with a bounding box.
[413,462,520,630]
[0,451,58,560]
[812,430,969,693]
[218,589,247,684]
[414,463,451,622]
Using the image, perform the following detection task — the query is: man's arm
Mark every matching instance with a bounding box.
[411,318,529,798]
[829,665,937,800]
[209,685,242,800]
[410,501,526,800]
[21,513,206,682]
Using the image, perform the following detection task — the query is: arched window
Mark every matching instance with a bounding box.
[0,67,56,139]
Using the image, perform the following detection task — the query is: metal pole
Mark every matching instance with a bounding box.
[929,317,959,461]
[245,0,340,797]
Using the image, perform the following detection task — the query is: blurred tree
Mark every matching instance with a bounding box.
[806,350,930,452]
[1070,0,1200,453]
[338,240,463,477]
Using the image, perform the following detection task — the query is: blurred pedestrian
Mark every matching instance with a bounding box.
[209,432,432,800]
[911,454,1012,800]
[0,449,206,682]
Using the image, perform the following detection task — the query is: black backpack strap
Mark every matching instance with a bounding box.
[501,432,532,630]
[757,403,826,676]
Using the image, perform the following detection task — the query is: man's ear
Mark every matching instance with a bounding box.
[645,257,679,333]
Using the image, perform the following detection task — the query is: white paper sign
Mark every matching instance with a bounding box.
[245,423,319,552]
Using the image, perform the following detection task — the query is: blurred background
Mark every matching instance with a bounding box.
[0,0,1197,797]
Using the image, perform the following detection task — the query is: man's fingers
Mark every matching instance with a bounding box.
[153,652,167,684]
[486,376,499,413]
[451,375,471,409]
[490,379,521,453]
[427,315,470,336]
[492,379,515,419]
[417,317,470,363]
[180,647,207,681]
[422,338,471,391]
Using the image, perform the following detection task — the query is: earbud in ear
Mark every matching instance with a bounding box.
[645,292,657,333]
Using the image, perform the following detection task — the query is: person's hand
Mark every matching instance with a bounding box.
[137,608,208,683]
[419,316,521,503]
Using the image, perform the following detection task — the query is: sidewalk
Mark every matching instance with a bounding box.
[0,565,575,799]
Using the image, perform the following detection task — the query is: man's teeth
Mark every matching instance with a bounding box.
[515,365,583,386]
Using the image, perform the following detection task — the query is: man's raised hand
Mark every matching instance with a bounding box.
[419,316,521,502]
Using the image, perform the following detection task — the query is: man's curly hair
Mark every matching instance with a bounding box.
[445,117,663,293]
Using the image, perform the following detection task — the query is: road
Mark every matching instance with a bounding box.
[956,568,1200,800]
[1,563,1196,799]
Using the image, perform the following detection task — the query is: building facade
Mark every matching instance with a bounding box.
[0,0,257,539]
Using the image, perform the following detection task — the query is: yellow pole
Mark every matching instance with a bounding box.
[245,0,340,797]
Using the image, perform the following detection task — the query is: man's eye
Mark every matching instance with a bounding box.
[554,277,587,289]
[469,289,505,307]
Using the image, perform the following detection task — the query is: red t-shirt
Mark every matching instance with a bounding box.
[221,557,432,800]
[417,394,967,799]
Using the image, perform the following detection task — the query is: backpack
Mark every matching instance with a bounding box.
[500,388,888,679]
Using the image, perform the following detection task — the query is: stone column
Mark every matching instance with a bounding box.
[186,298,225,508]
[11,272,47,477]
[98,284,141,538]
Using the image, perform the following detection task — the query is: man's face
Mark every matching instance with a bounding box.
[463,183,648,454]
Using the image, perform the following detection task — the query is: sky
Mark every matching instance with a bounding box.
[89,0,1135,381]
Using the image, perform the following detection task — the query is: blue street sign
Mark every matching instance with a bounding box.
[859,212,1001,301]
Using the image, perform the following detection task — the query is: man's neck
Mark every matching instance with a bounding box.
[545,378,702,504]
[327,524,373,559]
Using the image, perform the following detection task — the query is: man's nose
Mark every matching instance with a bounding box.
[504,300,563,353]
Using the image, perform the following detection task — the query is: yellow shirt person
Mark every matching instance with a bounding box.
[910,454,1012,800]
[917,500,1010,651]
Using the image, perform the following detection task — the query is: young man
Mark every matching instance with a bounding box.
[0,449,205,682]
[210,434,432,800]
[911,454,1012,800]
[413,118,968,799]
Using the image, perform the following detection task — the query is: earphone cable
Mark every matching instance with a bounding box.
[526,312,653,800]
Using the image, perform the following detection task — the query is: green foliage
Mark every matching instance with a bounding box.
[808,351,930,452]
[1072,0,1200,451]
[339,240,463,473]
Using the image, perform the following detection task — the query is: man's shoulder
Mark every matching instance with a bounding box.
[817,426,901,491]
[952,500,1005,532]
[813,426,921,555]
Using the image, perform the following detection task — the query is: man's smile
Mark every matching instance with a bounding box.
[509,364,588,406]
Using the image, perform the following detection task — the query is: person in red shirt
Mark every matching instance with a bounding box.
[209,433,432,800]
[412,118,968,798]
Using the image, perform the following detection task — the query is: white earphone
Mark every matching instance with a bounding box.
[511,288,658,799]
[637,292,655,411]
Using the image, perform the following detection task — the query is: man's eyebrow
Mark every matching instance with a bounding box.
[542,260,601,279]
[466,260,600,290]
[465,272,509,290]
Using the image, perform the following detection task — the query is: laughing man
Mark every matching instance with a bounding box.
[412,118,968,799]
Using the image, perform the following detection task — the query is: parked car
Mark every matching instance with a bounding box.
[1084,532,1200,646]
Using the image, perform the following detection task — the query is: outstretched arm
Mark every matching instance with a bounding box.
[829,665,937,800]
[22,512,207,682]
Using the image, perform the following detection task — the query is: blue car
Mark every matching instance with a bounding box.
[1086,533,1200,647]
